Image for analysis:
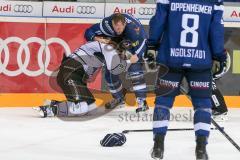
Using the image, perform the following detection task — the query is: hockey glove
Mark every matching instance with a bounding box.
[119,40,133,51]
[100,133,126,147]
[213,51,231,80]
[143,45,157,70]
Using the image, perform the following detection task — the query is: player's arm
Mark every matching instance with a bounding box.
[145,0,169,68]
[210,1,228,79]
[84,17,113,43]
[106,53,138,75]
[210,1,226,62]
[148,0,169,47]
[84,23,102,41]
[127,31,146,60]
[100,43,137,75]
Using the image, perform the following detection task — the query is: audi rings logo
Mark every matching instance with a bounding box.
[0,37,71,77]
[77,6,96,14]
[14,5,33,13]
[138,7,155,15]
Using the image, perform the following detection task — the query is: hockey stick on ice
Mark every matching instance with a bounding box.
[122,127,220,134]
[211,118,240,152]
[180,85,240,152]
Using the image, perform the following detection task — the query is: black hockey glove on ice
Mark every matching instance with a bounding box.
[100,133,126,147]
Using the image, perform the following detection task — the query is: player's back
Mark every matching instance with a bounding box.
[158,0,223,70]
[70,41,128,73]
[122,13,147,40]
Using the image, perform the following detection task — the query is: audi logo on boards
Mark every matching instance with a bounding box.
[138,7,155,15]
[14,5,33,13]
[77,6,96,14]
[0,37,71,77]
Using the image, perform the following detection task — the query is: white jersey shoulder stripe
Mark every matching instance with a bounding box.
[156,0,169,4]
[100,20,113,37]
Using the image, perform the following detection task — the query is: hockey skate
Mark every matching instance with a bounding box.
[136,98,149,113]
[151,134,165,160]
[195,136,209,160]
[34,100,59,118]
[105,88,127,109]
[105,98,125,109]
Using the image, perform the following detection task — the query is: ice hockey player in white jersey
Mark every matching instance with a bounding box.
[37,41,138,118]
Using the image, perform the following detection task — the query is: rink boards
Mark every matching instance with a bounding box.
[0,1,240,107]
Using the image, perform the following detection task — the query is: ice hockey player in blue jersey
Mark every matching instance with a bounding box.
[85,13,149,113]
[147,0,227,159]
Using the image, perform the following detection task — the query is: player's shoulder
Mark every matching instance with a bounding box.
[102,15,112,23]
[100,15,111,28]
[122,13,136,22]
[100,16,115,35]
[200,0,224,4]
[121,13,142,28]
[213,0,224,5]
[156,0,170,3]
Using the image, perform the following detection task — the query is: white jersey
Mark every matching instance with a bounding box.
[68,41,131,76]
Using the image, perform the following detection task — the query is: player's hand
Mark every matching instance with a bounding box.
[129,54,139,63]
[213,60,227,80]
[144,45,157,69]
[213,50,231,80]
[94,36,111,44]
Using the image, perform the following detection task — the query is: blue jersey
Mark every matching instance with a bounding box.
[148,0,226,69]
[85,13,147,59]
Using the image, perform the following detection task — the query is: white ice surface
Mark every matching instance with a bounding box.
[0,107,240,160]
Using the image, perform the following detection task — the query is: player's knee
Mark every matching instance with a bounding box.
[153,105,170,121]
[153,98,173,130]
[191,97,212,110]
[56,64,74,86]
[155,96,175,108]
[192,97,212,124]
